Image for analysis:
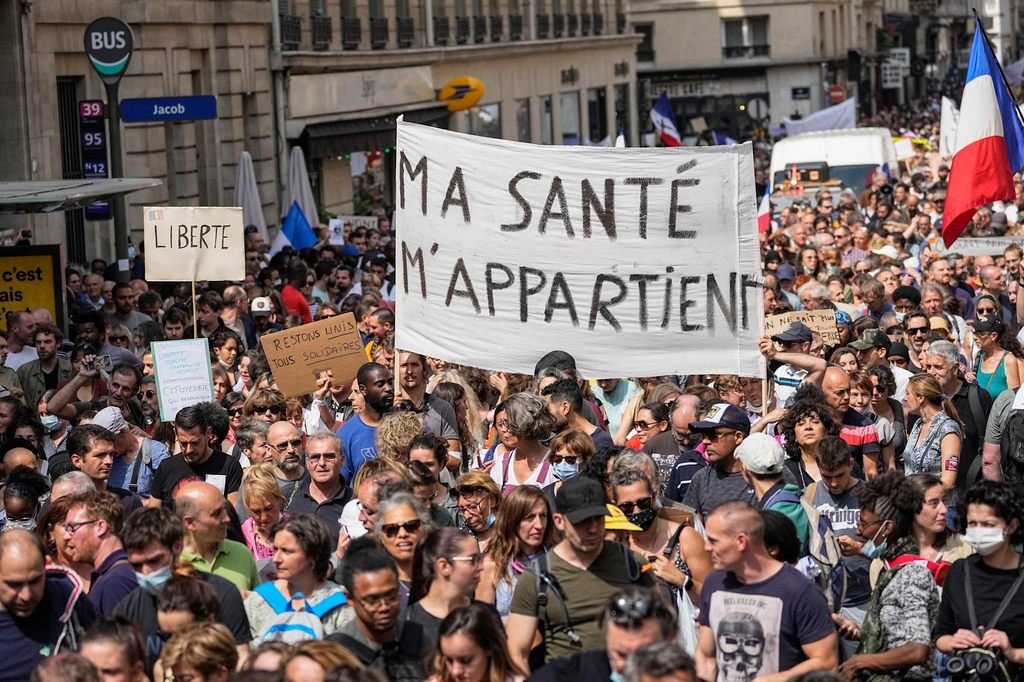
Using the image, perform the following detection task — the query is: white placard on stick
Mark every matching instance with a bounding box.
[329,215,380,245]
[152,338,215,421]
[144,206,245,281]
[394,119,765,378]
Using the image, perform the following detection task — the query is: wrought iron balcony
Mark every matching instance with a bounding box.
[434,16,450,44]
[280,14,301,50]
[567,13,578,36]
[509,14,523,39]
[312,15,332,50]
[455,16,470,44]
[536,13,550,38]
[370,17,389,48]
[397,17,414,46]
[473,16,487,42]
[341,17,361,49]
[490,14,503,40]
[553,13,565,37]
[581,12,591,34]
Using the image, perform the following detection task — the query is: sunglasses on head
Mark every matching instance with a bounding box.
[380,519,422,539]
[609,595,657,626]
[453,485,487,500]
[253,404,285,415]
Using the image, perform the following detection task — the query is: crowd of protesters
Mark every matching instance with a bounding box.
[4,105,1024,682]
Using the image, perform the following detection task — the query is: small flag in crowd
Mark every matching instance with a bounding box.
[712,131,738,145]
[650,92,681,147]
[757,186,771,234]
[269,200,317,256]
[942,18,1024,247]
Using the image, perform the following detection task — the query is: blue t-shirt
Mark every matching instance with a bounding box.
[108,439,171,499]
[337,415,378,483]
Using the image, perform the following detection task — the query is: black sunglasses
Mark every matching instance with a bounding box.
[616,497,653,515]
[136,390,156,400]
[380,519,422,539]
[252,404,285,415]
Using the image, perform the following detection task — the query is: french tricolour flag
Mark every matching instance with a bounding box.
[757,186,771,234]
[650,92,681,147]
[942,21,1024,247]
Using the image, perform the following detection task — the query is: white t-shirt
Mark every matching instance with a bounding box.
[4,346,38,371]
[891,364,914,403]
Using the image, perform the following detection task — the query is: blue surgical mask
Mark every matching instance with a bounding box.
[553,461,579,481]
[40,415,61,433]
[610,672,626,682]
[484,513,496,530]
[135,565,172,595]
[859,523,889,559]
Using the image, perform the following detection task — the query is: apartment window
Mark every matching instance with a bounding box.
[635,23,654,62]
[721,16,769,58]
[560,91,581,145]
[467,103,502,138]
[541,95,554,144]
[517,99,532,142]
[341,0,356,17]
[588,87,607,143]
[614,83,630,145]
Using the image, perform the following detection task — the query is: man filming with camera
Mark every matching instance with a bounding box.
[936,480,1024,682]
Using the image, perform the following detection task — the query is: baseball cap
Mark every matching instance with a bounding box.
[604,504,642,532]
[771,321,813,344]
[776,263,796,282]
[888,342,911,364]
[971,316,1006,334]
[689,402,751,435]
[555,476,610,523]
[535,350,576,375]
[92,406,127,433]
[849,328,892,352]
[251,297,272,317]
[872,245,899,261]
[735,433,786,475]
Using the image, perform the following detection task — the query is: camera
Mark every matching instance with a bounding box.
[947,647,1011,682]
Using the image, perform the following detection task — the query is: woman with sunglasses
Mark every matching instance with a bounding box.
[408,527,499,651]
[971,314,1022,397]
[544,429,596,496]
[243,387,287,423]
[453,471,502,552]
[478,485,558,620]
[430,602,525,682]
[240,462,287,561]
[220,391,246,446]
[376,492,432,612]
[632,402,671,450]
[244,514,353,642]
[865,365,906,468]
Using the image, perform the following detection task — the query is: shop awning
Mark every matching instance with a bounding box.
[301,106,450,159]
[0,178,162,213]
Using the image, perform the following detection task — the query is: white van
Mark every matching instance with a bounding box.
[769,127,899,197]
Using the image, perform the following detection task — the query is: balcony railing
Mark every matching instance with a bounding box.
[536,13,550,38]
[595,12,605,34]
[434,16,450,44]
[509,14,523,39]
[455,16,470,44]
[490,14,503,40]
[581,12,591,34]
[722,44,770,58]
[312,15,332,50]
[473,16,487,42]
[397,17,414,46]
[341,17,361,49]
[615,12,624,33]
[567,13,578,36]
[280,14,301,50]
[553,13,565,37]
[371,17,389,48]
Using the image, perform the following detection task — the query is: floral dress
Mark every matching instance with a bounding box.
[903,411,962,504]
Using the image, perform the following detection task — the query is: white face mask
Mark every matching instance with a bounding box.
[964,527,1005,556]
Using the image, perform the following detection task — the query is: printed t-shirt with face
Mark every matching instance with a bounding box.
[149,450,244,503]
[699,564,834,682]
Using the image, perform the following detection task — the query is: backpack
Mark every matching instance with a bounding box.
[532,542,643,647]
[763,488,847,613]
[252,582,348,644]
[999,408,1024,487]
[128,438,153,496]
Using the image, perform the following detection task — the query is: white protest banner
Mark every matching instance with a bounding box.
[152,338,214,421]
[144,206,245,281]
[783,97,856,136]
[329,215,379,245]
[940,97,959,156]
[930,235,1024,257]
[394,119,765,378]
[764,309,840,346]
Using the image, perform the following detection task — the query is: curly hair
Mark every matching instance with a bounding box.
[778,399,840,461]
[375,411,424,462]
[863,364,897,398]
[857,470,923,539]
[957,479,1024,545]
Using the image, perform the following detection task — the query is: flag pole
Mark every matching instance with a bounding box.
[972,8,1024,131]
[191,280,198,338]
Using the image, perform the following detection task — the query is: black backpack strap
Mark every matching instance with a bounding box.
[533,551,581,645]
[965,385,988,487]
[128,438,152,495]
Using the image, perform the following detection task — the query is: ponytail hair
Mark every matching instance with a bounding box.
[907,374,964,431]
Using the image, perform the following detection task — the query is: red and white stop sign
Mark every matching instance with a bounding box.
[828,85,846,104]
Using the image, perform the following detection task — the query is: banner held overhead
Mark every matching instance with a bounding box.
[394,119,764,378]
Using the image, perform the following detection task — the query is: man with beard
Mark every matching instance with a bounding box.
[63,491,137,614]
[541,378,613,450]
[0,531,96,679]
[338,362,394,484]
[148,405,244,507]
[682,404,756,520]
[17,324,73,410]
[265,420,308,506]
[47,361,145,427]
[926,257,975,321]
[397,351,461,458]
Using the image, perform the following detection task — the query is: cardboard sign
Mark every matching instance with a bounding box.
[328,216,379,245]
[394,120,765,379]
[260,313,364,397]
[144,206,245,282]
[0,244,65,331]
[765,309,840,346]
[152,338,214,421]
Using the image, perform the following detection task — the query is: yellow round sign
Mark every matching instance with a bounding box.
[438,76,485,112]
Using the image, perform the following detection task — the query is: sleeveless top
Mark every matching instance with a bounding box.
[976,350,1009,398]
